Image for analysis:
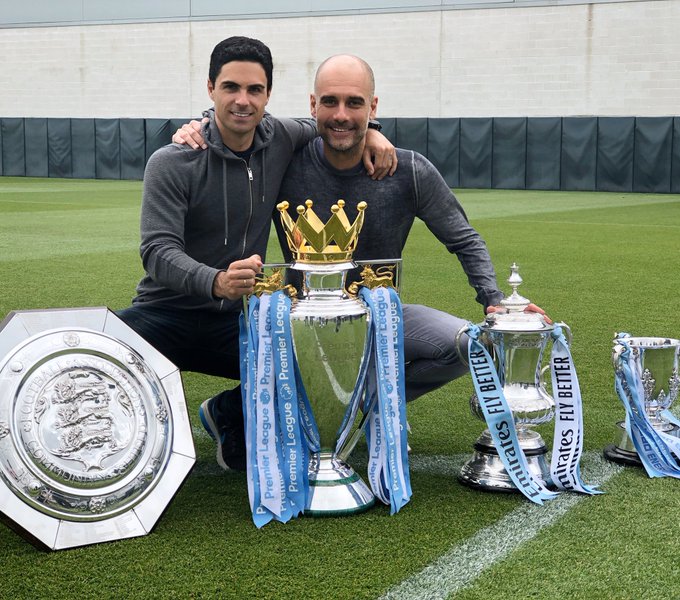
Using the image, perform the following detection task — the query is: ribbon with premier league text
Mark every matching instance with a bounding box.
[240,284,411,525]
[613,333,680,479]
[359,286,412,514]
[240,291,317,527]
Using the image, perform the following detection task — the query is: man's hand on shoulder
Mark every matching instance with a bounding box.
[363,128,398,180]
[213,255,263,300]
[172,118,208,149]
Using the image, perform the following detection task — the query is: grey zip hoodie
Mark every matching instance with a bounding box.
[132,111,316,312]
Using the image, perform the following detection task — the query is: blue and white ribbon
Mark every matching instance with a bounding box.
[360,286,412,514]
[614,333,680,478]
[467,324,558,504]
[548,326,600,494]
[240,291,317,527]
[240,285,411,525]
[270,292,308,516]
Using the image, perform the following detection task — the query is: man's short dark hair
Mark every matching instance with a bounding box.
[209,36,274,91]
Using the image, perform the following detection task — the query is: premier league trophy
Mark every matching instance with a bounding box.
[283,200,374,515]
[604,334,680,468]
[241,200,410,526]
[459,264,557,491]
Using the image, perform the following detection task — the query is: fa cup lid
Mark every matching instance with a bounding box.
[484,263,553,332]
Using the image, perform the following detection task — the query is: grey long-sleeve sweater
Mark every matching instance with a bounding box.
[277,137,503,309]
[132,111,316,312]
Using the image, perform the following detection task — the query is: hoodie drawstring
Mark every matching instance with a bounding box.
[222,160,229,246]
[261,147,266,203]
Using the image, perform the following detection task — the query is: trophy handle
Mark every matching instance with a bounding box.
[612,341,626,370]
[455,325,470,367]
[538,364,550,394]
[456,325,496,370]
[555,321,573,346]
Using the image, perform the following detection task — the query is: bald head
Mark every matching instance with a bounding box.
[314,55,376,97]
[310,54,379,169]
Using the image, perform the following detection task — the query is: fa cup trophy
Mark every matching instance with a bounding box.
[459,264,558,492]
[604,334,680,469]
[459,264,596,502]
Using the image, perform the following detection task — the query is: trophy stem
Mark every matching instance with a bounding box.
[305,452,375,516]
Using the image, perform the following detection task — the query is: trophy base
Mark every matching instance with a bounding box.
[603,420,680,467]
[458,428,552,493]
[305,452,375,517]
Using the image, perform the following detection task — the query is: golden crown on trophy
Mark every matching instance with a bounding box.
[276,199,367,263]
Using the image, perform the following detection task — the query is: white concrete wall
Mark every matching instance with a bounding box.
[0,0,678,119]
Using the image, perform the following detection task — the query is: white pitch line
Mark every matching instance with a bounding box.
[378,451,623,600]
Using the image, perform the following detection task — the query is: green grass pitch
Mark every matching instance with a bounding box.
[1,177,679,599]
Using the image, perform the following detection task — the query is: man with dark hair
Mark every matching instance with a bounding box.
[118,38,395,472]
[208,36,274,91]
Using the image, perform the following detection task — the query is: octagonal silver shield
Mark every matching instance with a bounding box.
[0,307,195,550]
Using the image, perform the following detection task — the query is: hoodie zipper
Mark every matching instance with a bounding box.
[241,160,254,258]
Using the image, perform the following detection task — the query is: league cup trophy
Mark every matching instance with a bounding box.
[604,334,680,468]
[459,264,561,492]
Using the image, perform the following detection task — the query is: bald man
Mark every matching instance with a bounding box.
[277,54,508,402]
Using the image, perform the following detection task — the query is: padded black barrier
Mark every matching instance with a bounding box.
[597,117,634,193]
[561,117,597,191]
[526,117,561,190]
[460,118,492,189]
[634,117,673,193]
[47,118,72,179]
[378,117,396,146]
[427,117,459,188]
[120,119,145,180]
[2,116,680,194]
[1,118,26,176]
[95,119,121,180]
[492,117,526,190]
[145,119,175,163]
[395,118,428,158]
[71,119,96,179]
[25,118,48,177]
[673,117,680,194]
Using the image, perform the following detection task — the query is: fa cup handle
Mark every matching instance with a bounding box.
[539,364,551,395]
[455,324,496,369]
[454,325,470,368]
[555,321,573,346]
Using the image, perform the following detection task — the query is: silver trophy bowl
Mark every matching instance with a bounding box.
[604,336,680,466]
[459,264,558,492]
[288,262,374,516]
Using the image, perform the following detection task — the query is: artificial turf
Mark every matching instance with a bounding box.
[0,178,679,599]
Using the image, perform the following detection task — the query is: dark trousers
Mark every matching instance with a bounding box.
[116,304,243,420]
